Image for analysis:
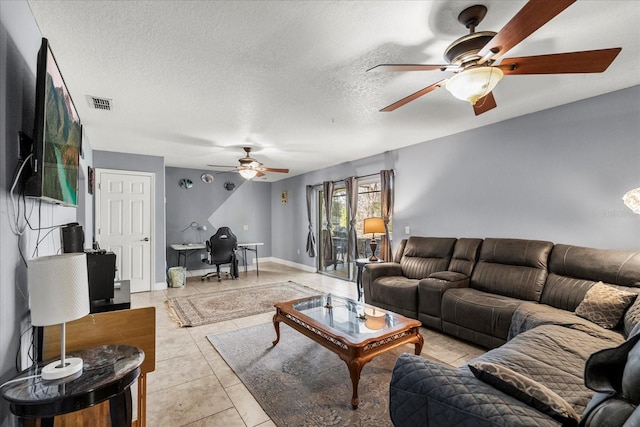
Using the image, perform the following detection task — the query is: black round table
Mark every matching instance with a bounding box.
[1,344,144,427]
[355,257,384,301]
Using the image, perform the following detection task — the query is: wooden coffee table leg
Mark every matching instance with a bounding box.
[414,331,424,355]
[272,314,281,346]
[347,359,364,409]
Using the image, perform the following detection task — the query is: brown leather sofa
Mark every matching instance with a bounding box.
[362,236,640,426]
[362,236,640,348]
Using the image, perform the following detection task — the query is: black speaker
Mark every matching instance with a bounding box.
[86,251,116,301]
[61,223,84,253]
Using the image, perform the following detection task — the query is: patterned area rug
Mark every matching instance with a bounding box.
[208,322,423,426]
[167,281,319,327]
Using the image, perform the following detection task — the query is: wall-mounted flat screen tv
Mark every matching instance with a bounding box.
[25,38,81,207]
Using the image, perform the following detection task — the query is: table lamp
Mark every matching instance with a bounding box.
[363,217,385,261]
[364,307,386,330]
[28,253,90,380]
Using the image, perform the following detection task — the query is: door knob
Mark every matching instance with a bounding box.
[141,237,149,242]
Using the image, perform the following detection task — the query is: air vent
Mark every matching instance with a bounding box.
[86,95,113,111]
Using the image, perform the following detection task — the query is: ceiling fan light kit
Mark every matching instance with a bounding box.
[446,66,503,105]
[207,147,289,180]
[238,168,258,180]
[370,0,621,115]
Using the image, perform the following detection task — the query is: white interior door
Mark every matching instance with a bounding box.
[95,169,154,293]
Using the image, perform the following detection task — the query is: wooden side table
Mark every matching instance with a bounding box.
[2,344,144,427]
[355,258,384,301]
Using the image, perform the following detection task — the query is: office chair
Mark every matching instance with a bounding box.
[201,227,239,281]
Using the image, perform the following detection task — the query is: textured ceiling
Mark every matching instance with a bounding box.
[27,1,640,181]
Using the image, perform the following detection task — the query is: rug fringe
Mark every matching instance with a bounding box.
[165,299,187,327]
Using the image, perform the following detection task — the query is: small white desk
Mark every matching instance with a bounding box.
[170,243,206,267]
[237,242,264,275]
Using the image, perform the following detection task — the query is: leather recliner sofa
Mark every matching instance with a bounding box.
[362,236,640,349]
[362,236,640,426]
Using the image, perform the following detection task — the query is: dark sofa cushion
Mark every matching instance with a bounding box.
[448,238,482,276]
[471,238,553,302]
[543,244,640,315]
[399,237,456,279]
[549,244,640,287]
[441,288,523,343]
[580,324,640,426]
[370,276,419,318]
[625,298,640,337]
[540,273,595,311]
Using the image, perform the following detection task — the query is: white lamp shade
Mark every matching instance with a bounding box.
[239,168,258,180]
[28,253,90,326]
[446,67,504,105]
[623,188,640,215]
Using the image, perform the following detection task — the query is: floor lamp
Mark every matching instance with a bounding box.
[28,253,90,380]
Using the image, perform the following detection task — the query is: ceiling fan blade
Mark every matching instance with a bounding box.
[207,164,236,169]
[473,92,497,116]
[478,0,576,61]
[380,80,447,112]
[256,171,266,177]
[259,167,289,173]
[498,48,622,75]
[367,64,452,72]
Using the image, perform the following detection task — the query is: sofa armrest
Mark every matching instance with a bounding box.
[389,354,560,427]
[362,262,402,302]
[418,274,469,326]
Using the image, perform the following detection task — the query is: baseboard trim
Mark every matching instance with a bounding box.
[153,281,167,291]
[269,257,317,273]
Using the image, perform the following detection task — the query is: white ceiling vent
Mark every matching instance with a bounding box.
[86,95,113,111]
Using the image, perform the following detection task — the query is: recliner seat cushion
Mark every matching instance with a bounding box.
[441,288,523,342]
[370,276,419,317]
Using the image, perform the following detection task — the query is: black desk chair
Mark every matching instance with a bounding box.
[201,227,239,281]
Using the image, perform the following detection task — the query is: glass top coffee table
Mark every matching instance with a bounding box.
[272,294,423,409]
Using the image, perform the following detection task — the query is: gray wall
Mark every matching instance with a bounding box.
[272,86,640,270]
[165,167,272,271]
[93,150,167,285]
[0,2,92,425]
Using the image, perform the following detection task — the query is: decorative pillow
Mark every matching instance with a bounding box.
[468,361,579,427]
[575,282,637,329]
[624,296,640,337]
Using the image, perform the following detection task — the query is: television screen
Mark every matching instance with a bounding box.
[26,38,81,207]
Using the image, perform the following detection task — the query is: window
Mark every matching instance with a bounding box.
[318,178,390,280]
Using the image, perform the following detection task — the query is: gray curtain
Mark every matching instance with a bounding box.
[322,181,335,266]
[380,169,394,261]
[305,185,316,257]
[344,176,358,262]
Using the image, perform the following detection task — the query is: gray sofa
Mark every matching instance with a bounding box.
[362,237,640,426]
[390,322,640,426]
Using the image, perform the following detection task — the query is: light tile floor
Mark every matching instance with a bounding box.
[131,263,485,426]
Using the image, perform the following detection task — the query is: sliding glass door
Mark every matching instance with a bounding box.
[318,178,388,280]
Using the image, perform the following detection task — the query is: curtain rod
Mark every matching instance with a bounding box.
[310,170,395,188]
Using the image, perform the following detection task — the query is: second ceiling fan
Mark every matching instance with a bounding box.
[208,147,289,180]
[368,0,621,115]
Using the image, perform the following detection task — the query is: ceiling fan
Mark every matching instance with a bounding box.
[207,146,289,180]
[368,0,621,116]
